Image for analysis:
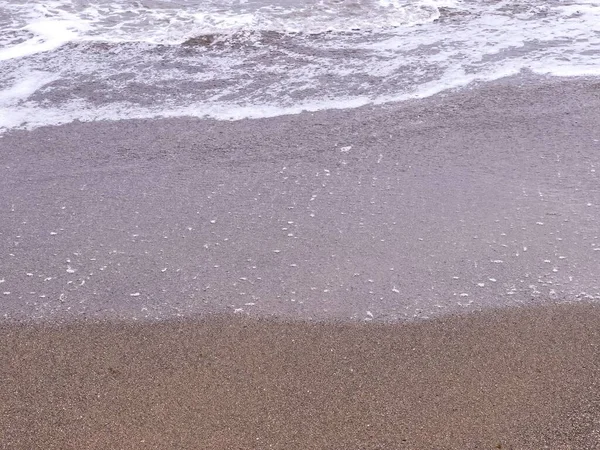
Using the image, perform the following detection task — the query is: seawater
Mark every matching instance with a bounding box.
[1,0,600,132]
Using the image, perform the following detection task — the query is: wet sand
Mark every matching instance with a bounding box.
[1,77,600,321]
[1,303,600,449]
[1,78,600,448]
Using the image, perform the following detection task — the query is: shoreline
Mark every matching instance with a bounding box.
[2,77,600,448]
[2,76,600,321]
[0,74,594,138]
[2,302,599,448]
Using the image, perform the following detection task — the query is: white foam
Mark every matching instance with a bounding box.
[0,72,59,108]
[0,3,91,61]
[1,0,600,132]
[0,0,447,56]
[0,63,514,132]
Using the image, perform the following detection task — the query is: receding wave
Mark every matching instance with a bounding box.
[0,0,448,60]
[1,0,600,132]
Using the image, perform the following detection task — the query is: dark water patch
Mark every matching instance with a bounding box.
[436,6,476,23]
[180,30,302,52]
[179,28,383,53]
[495,1,550,19]
[181,35,216,47]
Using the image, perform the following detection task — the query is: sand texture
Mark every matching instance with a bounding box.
[2,303,600,449]
[2,78,600,448]
[1,78,600,321]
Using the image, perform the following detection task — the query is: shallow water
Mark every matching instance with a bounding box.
[1,79,600,322]
[1,0,600,130]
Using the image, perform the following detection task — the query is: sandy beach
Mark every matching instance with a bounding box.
[1,77,600,321]
[1,303,599,449]
[1,78,600,448]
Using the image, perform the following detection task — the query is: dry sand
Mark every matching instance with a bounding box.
[1,303,599,449]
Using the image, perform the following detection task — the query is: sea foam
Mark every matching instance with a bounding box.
[1,0,600,132]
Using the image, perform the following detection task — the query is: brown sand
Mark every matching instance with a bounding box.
[2,303,599,449]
